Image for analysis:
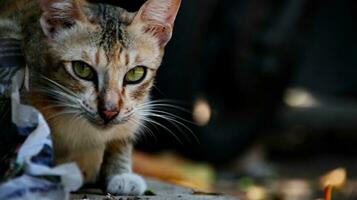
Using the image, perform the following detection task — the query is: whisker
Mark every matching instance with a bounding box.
[40,75,80,98]
[33,87,80,106]
[140,111,198,144]
[133,99,201,144]
[41,104,78,112]
[130,118,158,143]
[137,102,191,113]
[29,76,83,118]
[47,110,80,121]
[139,115,184,145]
[149,114,192,143]
[139,109,196,125]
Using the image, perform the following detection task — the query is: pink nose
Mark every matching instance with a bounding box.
[99,109,119,123]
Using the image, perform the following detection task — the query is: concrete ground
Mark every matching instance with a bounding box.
[71,179,238,200]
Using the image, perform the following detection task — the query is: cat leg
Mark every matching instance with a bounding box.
[56,146,105,184]
[101,140,146,196]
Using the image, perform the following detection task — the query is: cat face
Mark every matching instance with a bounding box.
[35,0,180,129]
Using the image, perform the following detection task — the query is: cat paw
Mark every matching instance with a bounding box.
[106,173,147,196]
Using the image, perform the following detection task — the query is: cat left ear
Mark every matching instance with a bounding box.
[40,0,87,39]
[132,0,181,47]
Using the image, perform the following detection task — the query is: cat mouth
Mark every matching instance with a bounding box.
[100,118,130,128]
[83,114,132,130]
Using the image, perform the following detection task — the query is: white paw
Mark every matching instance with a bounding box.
[106,173,147,196]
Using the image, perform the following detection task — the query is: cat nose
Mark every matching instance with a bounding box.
[99,108,120,123]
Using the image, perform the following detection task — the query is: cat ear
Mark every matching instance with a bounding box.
[133,0,181,47]
[40,0,87,39]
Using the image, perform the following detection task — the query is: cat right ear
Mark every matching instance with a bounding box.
[132,0,181,48]
[40,0,87,39]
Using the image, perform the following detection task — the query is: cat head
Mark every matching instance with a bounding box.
[33,0,181,130]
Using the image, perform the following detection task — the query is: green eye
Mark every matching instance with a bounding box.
[72,61,94,80]
[124,66,147,84]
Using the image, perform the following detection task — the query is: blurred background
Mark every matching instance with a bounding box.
[96,0,357,199]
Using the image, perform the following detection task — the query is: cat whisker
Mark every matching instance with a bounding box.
[137,109,198,144]
[139,109,196,125]
[149,114,194,143]
[41,103,79,111]
[143,111,194,134]
[32,87,79,104]
[40,75,80,98]
[133,100,200,144]
[36,86,80,106]
[47,110,82,121]
[137,101,191,113]
[71,112,86,126]
[129,118,158,143]
[35,82,81,110]
[138,115,184,145]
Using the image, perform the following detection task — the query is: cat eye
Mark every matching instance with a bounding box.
[124,66,147,84]
[72,61,95,81]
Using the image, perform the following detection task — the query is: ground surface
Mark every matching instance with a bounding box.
[71,178,238,200]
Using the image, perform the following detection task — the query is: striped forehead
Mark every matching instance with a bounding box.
[95,4,129,56]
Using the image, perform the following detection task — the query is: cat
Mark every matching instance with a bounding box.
[0,0,181,195]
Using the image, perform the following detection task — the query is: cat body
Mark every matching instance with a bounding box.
[0,0,181,195]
